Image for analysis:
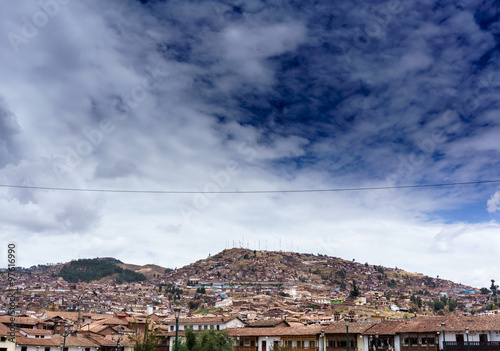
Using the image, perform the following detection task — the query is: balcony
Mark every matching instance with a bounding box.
[444,341,500,351]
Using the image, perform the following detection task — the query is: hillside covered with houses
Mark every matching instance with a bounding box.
[1,249,496,320]
[3,249,500,351]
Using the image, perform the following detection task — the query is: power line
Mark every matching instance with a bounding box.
[0,179,499,194]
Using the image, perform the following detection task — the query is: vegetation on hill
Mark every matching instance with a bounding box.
[58,258,147,283]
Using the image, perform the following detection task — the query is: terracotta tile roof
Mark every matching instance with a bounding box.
[323,322,376,334]
[364,321,405,335]
[41,312,80,321]
[247,319,290,327]
[441,315,500,332]
[163,316,239,324]
[101,318,129,326]
[20,328,54,335]
[227,325,325,337]
[0,323,11,335]
[0,316,38,325]
[16,335,60,347]
[85,334,135,347]
[397,316,448,333]
[51,335,100,347]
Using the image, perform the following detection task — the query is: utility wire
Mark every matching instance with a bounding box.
[0,179,499,194]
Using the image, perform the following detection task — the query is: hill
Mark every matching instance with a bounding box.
[58,258,147,283]
[164,248,476,295]
[118,262,167,280]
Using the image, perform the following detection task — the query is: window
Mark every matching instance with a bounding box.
[327,339,335,347]
[21,347,27,351]
[480,334,488,344]
[297,341,304,347]
[0,347,7,351]
[421,337,427,345]
[244,339,250,346]
[250,340,255,347]
[403,337,410,346]
[427,337,435,345]
[410,337,418,346]
[310,341,316,348]
[340,340,347,347]
[0,337,5,342]
[45,347,51,351]
[85,348,90,351]
[170,326,174,331]
[456,335,464,344]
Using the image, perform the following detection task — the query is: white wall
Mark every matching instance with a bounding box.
[0,337,16,351]
[258,336,280,351]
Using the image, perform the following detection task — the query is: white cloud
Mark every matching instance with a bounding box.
[0,0,499,288]
[487,191,500,213]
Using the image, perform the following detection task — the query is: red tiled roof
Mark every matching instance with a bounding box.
[52,335,100,347]
[0,316,38,325]
[364,321,405,335]
[163,316,239,324]
[324,321,376,334]
[16,336,59,347]
[20,328,54,335]
[0,323,12,335]
[226,325,325,337]
[397,316,448,333]
[85,334,135,347]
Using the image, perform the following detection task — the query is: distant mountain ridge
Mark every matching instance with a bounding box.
[26,248,477,294]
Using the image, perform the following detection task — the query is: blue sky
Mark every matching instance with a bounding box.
[0,0,500,287]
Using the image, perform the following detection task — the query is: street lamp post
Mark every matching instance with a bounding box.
[441,323,446,351]
[345,319,350,351]
[111,327,123,351]
[375,333,379,351]
[174,307,181,351]
[321,330,325,351]
[466,328,470,351]
[56,323,73,351]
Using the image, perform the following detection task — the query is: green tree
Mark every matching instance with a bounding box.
[178,327,233,351]
[128,320,159,351]
[350,281,360,297]
[448,299,458,312]
[480,287,490,294]
[491,280,498,304]
[432,300,445,311]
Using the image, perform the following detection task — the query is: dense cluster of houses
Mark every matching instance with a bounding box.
[3,311,500,351]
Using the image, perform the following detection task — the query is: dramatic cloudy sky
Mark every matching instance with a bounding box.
[1,0,500,287]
